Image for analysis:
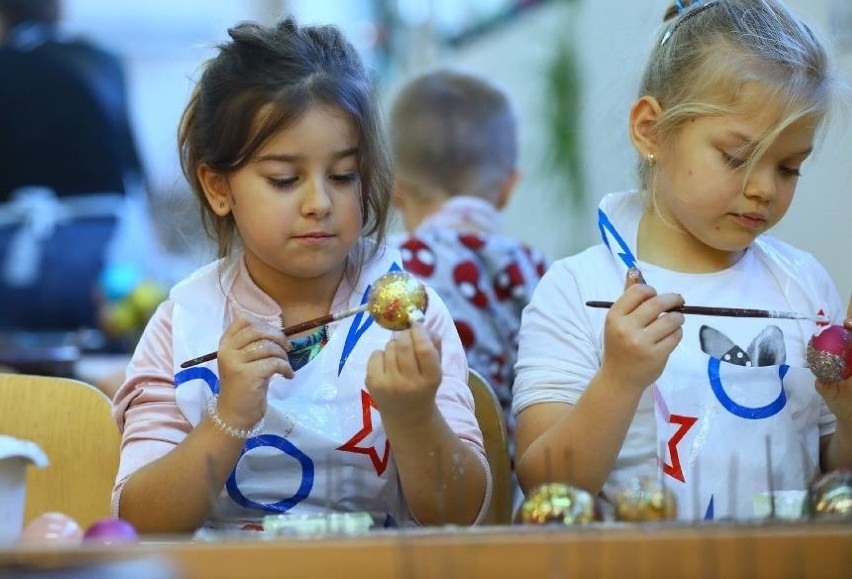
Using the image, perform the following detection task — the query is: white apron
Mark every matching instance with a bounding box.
[597,192,837,520]
[168,251,412,527]
[652,346,819,519]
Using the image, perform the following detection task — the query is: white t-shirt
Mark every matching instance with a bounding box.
[513,191,844,519]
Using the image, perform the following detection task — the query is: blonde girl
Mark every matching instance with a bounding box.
[513,0,851,520]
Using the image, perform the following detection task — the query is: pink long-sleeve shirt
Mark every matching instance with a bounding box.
[111,252,490,526]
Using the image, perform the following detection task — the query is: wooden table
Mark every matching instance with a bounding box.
[2,521,851,579]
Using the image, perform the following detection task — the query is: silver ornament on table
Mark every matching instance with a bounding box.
[804,469,852,520]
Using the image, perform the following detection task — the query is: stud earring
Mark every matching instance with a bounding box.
[646,151,656,166]
[219,201,225,209]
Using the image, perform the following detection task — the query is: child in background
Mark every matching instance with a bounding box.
[513,0,852,521]
[111,18,489,534]
[390,70,549,440]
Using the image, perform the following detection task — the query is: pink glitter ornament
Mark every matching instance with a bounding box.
[20,512,83,545]
[806,325,852,383]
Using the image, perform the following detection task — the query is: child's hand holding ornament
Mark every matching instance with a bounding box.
[807,296,852,423]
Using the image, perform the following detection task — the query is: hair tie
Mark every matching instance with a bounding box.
[661,0,720,45]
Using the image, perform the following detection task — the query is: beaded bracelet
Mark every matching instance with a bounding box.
[206,395,265,439]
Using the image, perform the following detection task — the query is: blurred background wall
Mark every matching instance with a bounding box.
[61,0,852,295]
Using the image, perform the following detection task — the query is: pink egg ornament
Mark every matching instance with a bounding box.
[20,512,84,545]
[806,325,852,383]
[83,517,139,545]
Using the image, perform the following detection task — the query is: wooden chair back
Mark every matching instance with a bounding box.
[0,373,120,529]
[467,369,513,525]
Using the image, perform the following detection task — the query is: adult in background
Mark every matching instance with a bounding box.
[0,0,160,336]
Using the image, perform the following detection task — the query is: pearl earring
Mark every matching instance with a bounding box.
[646,151,656,166]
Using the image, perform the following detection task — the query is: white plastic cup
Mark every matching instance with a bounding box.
[0,436,49,546]
[751,490,807,520]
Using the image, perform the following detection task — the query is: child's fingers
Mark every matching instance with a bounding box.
[378,325,441,379]
[430,331,442,361]
[253,323,290,352]
[365,350,387,392]
[226,314,290,352]
[653,325,684,357]
[624,267,646,289]
[612,283,658,316]
[366,350,385,380]
[409,323,441,372]
[388,329,421,376]
[260,356,294,380]
[645,310,686,344]
[242,338,289,363]
[632,292,684,326]
[619,268,684,328]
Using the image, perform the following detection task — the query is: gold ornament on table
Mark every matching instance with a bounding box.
[517,483,599,525]
[614,476,678,522]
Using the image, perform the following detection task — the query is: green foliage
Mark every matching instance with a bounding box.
[543,0,584,208]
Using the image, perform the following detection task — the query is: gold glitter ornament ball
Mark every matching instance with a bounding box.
[367,271,428,331]
[804,470,852,520]
[614,477,677,522]
[517,483,598,525]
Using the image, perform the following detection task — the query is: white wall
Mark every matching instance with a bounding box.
[772,0,852,299]
[61,0,852,297]
[62,0,284,197]
[428,0,852,298]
